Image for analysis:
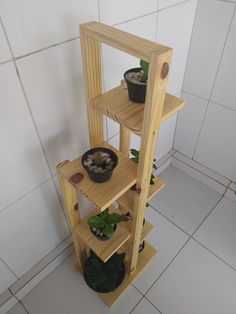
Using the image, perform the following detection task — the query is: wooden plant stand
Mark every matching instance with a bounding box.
[57,22,184,307]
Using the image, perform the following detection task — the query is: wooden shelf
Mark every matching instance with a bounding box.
[117,176,165,210]
[75,206,131,262]
[91,84,184,135]
[99,241,156,307]
[58,142,137,211]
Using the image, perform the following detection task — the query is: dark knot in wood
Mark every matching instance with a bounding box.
[74,203,79,210]
[69,172,84,185]
[161,62,169,79]
[135,187,142,194]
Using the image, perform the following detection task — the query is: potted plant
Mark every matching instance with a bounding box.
[84,251,126,293]
[124,60,149,103]
[87,208,122,241]
[82,147,118,183]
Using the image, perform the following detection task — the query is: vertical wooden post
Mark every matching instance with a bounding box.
[128,50,172,273]
[57,161,87,269]
[119,125,131,157]
[80,25,104,147]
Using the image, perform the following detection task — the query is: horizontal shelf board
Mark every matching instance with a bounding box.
[58,142,137,211]
[91,84,184,135]
[117,176,165,210]
[99,241,157,307]
[81,22,171,61]
[75,207,131,262]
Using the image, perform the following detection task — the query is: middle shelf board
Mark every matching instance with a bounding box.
[58,142,137,211]
[91,84,184,135]
[75,206,154,263]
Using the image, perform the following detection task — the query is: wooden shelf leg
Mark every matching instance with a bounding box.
[119,125,131,157]
[57,161,87,270]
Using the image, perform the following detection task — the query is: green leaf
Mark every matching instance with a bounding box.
[140,60,149,81]
[130,149,139,158]
[100,208,109,220]
[103,224,114,238]
[109,213,121,224]
[109,252,125,267]
[146,202,150,207]
[153,164,157,170]
[87,215,103,228]
[130,157,138,163]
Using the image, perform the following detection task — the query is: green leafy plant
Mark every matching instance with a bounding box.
[130,148,157,185]
[84,251,125,292]
[140,60,149,82]
[87,208,122,238]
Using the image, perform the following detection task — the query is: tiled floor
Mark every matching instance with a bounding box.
[7,165,236,314]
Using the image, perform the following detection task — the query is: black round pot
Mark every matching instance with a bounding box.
[124,67,147,104]
[90,224,117,241]
[83,257,126,293]
[81,147,118,183]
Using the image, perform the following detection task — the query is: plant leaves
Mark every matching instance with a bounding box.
[130,157,138,163]
[103,224,114,238]
[109,252,125,267]
[109,213,122,224]
[87,215,103,228]
[130,149,139,158]
[140,60,149,81]
[153,164,157,170]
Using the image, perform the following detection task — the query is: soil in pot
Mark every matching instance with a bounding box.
[84,251,126,293]
[124,67,147,103]
[82,147,118,183]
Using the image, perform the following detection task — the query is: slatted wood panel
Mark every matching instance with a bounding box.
[117,176,165,210]
[75,207,131,262]
[58,142,137,211]
[81,22,170,62]
[91,84,184,135]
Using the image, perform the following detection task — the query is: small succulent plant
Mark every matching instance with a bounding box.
[93,152,104,166]
[139,60,149,82]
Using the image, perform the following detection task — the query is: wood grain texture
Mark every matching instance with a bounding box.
[58,142,137,211]
[119,125,131,157]
[91,84,184,135]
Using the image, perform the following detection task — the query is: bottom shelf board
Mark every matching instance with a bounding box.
[99,241,156,307]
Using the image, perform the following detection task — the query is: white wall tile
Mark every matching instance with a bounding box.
[5,302,27,314]
[0,0,99,56]
[0,24,11,63]
[0,62,50,212]
[158,0,185,10]
[0,260,16,295]
[0,297,18,314]
[99,0,158,25]
[156,0,197,94]
[0,180,69,277]
[194,103,236,182]
[183,0,235,99]
[17,40,90,176]
[211,12,236,111]
[174,92,208,157]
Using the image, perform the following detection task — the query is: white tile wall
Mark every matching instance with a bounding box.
[158,0,185,10]
[0,260,16,295]
[211,12,236,111]
[156,0,197,95]
[17,40,90,175]
[0,0,99,56]
[0,24,11,63]
[0,62,50,212]
[183,0,235,99]
[0,179,69,277]
[174,92,208,157]
[99,0,158,25]
[194,103,236,182]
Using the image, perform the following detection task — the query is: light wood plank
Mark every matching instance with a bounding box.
[91,84,184,135]
[119,125,131,157]
[81,22,170,61]
[58,142,137,211]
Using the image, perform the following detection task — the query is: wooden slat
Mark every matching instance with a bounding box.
[117,176,165,210]
[99,242,156,307]
[75,207,131,262]
[91,85,184,135]
[58,142,137,211]
[81,22,171,62]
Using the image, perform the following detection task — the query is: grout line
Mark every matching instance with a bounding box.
[0,58,13,66]
[0,256,18,281]
[143,296,162,313]
[154,0,159,42]
[158,0,193,12]
[97,0,101,22]
[129,295,145,314]
[192,5,236,158]
[113,11,158,28]
[14,36,79,61]
[172,154,229,189]
[107,131,120,142]
[0,17,70,232]
[0,178,51,215]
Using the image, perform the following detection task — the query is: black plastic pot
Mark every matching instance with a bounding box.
[124,67,147,104]
[84,253,126,293]
[81,147,118,183]
[90,224,117,241]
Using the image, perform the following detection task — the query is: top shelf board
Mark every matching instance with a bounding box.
[91,84,185,135]
[58,142,137,211]
[80,22,171,61]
